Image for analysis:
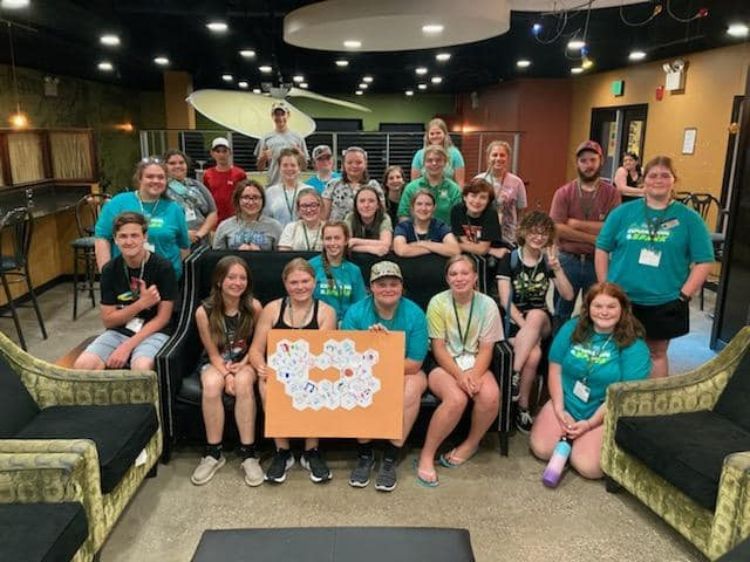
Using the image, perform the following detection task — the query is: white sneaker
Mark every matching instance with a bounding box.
[191,455,226,485]
[241,457,264,487]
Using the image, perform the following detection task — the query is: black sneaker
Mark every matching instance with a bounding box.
[348,453,375,488]
[374,457,398,492]
[511,371,521,402]
[301,449,332,483]
[516,407,533,434]
[265,449,295,484]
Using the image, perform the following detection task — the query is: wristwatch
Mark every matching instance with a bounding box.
[679,291,691,303]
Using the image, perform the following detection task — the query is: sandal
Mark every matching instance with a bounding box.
[438,447,477,469]
[413,459,439,488]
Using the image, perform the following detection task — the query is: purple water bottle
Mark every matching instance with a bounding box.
[542,437,571,488]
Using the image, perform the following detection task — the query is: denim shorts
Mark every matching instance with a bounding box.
[85,330,169,363]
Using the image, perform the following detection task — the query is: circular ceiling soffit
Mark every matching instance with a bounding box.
[284,0,511,52]
[509,0,647,11]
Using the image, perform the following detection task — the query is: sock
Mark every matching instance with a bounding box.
[206,443,222,460]
[238,443,256,460]
[358,442,374,459]
[383,442,401,463]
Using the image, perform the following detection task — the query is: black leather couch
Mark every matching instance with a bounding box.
[157,248,512,462]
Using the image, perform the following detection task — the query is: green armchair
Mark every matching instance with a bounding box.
[601,326,750,561]
[0,331,162,561]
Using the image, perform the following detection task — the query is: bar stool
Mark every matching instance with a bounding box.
[0,207,47,351]
[71,193,110,320]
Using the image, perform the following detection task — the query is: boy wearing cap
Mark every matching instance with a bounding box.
[549,140,621,323]
[341,261,429,492]
[203,137,247,223]
[255,102,309,186]
[305,145,341,194]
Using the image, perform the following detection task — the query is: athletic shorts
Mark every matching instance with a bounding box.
[631,298,689,341]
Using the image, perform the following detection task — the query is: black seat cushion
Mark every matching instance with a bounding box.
[0,502,88,562]
[0,355,40,438]
[178,369,235,408]
[615,410,750,510]
[15,404,158,494]
[713,352,750,433]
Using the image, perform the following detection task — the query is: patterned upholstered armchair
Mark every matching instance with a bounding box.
[0,331,162,561]
[601,326,750,561]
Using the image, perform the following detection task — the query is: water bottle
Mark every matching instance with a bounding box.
[542,437,571,488]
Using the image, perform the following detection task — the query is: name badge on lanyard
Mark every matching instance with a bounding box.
[454,353,476,371]
[184,207,198,222]
[638,248,661,267]
[573,380,591,403]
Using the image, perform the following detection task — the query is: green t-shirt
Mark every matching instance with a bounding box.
[398,176,462,224]
[309,255,367,322]
[596,200,714,305]
[411,146,465,181]
[549,319,651,421]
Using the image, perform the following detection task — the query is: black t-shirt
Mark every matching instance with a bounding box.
[450,203,502,246]
[495,251,555,313]
[100,253,178,336]
[199,310,253,365]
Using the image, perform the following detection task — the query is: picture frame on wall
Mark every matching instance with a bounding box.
[682,127,697,155]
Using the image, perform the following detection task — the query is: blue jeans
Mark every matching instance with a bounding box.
[554,251,597,324]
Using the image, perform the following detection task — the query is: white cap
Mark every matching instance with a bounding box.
[211,137,230,150]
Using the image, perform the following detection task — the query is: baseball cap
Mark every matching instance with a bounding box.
[271,101,290,115]
[312,145,333,160]
[576,140,603,157]
[211,137,230,150]
[370,261,403,283]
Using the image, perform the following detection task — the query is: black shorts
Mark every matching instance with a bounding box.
[507,307,553,338]
[631,298,689,341]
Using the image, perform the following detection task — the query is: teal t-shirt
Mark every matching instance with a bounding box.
[305,172,341,195]
[398,176,462,224]
[309,255,367,322]
[95,191,190,278]
[341,296,429,362]
[411,146,465,181]
[596,200,714,305]
[549,319,651,421]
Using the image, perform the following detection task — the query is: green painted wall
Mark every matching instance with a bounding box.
[195,93,455,131]
[0,65,165,190]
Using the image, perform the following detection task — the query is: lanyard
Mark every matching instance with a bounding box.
[220,312,241,353]
[576,180,599,220]
[302,223,321,251]
[582,333,614,383]
[136,191,160,219]
[283,184,299,219]
[124,252,149,297]
[452,294,475,354]
[644,200,670,247]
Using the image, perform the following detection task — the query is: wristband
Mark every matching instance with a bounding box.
[679,291,691,303]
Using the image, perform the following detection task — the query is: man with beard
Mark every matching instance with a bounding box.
[549,141,620,324]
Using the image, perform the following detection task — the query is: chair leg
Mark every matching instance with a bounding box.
[24,265,47,340]
[72,248,80,320]
[700,285,705,311]
[498,431,509,457]
[86,252,96,308]
[605,476,622,494]
[0,272,26,350]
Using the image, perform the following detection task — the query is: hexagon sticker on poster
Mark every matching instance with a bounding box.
[265,330,405,439]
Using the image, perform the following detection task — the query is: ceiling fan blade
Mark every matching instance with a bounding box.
[187,89,316,139]
[287,87,372,113]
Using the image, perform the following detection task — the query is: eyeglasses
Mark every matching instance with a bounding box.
[527,230,549,238]
[299,202,320,210]
[240,195,262,202]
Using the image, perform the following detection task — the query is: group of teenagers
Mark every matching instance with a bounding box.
[72,104,716,492]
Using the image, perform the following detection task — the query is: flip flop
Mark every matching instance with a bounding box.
[438,448,477,469]
[413,459,439,488]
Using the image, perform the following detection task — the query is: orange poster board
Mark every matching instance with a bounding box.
[265,329,405,439]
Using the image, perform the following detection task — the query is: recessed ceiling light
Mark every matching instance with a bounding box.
[97,61,114,72]
[258,65,272,73]
[359,83,369,89]
[252,88,262,94]
[422,24,444,34]
[239,49,256,59]
[343,40,362,49]
[415,67,428,75]
[516,59,531,68]
[567,39,586,50]
[362,76,373,83]
[581,57,594,70]
[153,56,170,66]
[335,60,349,67]
[299,82,309,89]
[222,74,234,82]
[727,23,749,38]
[431,76,443,84]
[571,67,584,75]
[100,34,120,47]
[355,90,363,96]
[436,53,451,62]
[206,21,228,33]
[628,50,647,61]
[405,90,414,96]
[293,75,304,83]
[0,0,31,8]
[238,81,249,89]
[418,83,427,90]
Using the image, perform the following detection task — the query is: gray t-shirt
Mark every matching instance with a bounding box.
[254,130,309,186]
[212,215,283,251]
[166,177,217,230]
